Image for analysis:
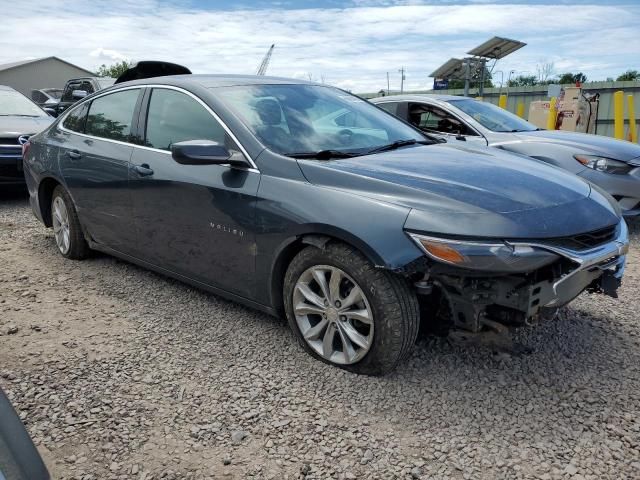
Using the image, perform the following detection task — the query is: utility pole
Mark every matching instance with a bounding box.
[398,67,405,94]
[386,72,390,95]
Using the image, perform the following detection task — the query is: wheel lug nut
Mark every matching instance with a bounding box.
[335,301,341,308]
[324,300,329,307]
[340,315,346,321]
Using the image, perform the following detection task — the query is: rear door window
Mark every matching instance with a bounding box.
[377,102,399,115]
[85,89,140,142]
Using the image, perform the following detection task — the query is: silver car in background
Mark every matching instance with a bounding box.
[372,94,640,217]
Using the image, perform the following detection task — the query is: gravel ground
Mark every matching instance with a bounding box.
[1,189,640,480]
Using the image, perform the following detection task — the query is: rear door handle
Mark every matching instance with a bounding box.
[67,150,81,160]
[133,163,154,176]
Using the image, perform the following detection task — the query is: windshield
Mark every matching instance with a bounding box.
[0,90,47,117]
[216,84,429,156]
[448,98,538,133]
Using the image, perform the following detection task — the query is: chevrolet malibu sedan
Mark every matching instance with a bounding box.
[372,95,640,217]
[23,74,629,375]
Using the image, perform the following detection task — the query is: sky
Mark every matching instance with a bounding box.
[1,0,638,93]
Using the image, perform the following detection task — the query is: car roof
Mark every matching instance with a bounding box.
[372,94,464,102]
[113,74,319,89]
[0,84,17,92]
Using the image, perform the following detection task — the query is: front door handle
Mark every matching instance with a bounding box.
[67,150,81,160]
[133,163,154,176]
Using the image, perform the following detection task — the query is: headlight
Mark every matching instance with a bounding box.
[408,233,559,272]
[574,155,631,174]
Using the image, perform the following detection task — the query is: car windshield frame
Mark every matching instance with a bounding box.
[214,84,432,158]
[0,89,48,117]
[447,98,538,133]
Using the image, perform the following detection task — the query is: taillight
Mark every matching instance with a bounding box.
[21,140,30,159]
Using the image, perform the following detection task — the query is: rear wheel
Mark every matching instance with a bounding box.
[283,243,419,375]
[51,186,88,260]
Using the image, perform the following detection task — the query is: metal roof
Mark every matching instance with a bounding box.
[0,56,95,76]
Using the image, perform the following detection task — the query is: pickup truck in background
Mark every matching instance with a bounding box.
[52,76,115,116]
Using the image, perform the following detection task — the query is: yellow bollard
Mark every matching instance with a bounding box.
[546,97,557,130]
[516,102,525,118]
[614,90,624,140]
[628,94,638,143]
[499,94,507,109]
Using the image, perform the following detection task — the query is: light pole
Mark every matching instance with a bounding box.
[506,69,516,87]
[398,67,405,94]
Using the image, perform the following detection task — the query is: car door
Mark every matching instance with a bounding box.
[57,87,142,252]
[128,86,260,298]
[407,102,488,147]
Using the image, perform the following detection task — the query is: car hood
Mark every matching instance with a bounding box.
[0,116,53,136]
[297,144,620,238]
[513,129,640,163]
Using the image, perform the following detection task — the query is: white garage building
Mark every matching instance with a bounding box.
[0,56,95,96]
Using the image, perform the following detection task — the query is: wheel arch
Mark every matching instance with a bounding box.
[268,224,388,315]
[37,176,63,227]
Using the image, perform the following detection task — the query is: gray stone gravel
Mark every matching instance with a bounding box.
[1,190,640,479]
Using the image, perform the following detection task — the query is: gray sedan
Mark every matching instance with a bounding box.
[372,94,640,217]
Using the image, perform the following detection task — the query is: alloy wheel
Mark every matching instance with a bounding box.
[52,196,71,255]
[293,265,374,365]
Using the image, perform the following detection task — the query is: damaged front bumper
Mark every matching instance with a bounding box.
[408,220,629,332]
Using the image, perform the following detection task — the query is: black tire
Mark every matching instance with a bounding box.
[283,243,419,375]
[51,185,89,260]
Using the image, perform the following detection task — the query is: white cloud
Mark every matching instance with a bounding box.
[89,48,129,62]
[1,1,638,92]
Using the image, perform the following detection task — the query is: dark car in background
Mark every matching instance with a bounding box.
[0,85,53,186]
[30,88,63,109]
[23,74,628,374]
[372,94,640,217]
[54,76,115,116]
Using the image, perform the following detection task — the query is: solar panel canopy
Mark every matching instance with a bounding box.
[466,36,527,59]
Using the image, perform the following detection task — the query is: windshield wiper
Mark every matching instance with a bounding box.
[0,114,41,117]
[286,150,360,160]
[364,139,429,155]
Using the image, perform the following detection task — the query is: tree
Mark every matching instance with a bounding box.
[507,75,537,87]
[447,68,493,89]
[96,60,133,78]
[617,70,640,81]
[536,61,555,83]
[556,72,587,85]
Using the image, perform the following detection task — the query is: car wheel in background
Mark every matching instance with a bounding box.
[51,186,89,260]
[284,243,419,375]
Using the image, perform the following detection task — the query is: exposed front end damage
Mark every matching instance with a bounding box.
[402,221,629,336]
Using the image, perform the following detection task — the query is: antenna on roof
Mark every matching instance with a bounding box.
[256,44,275,76]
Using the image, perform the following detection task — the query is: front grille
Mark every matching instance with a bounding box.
[545,225,618,251]
[0,164,21,178]
[0,137,20,145]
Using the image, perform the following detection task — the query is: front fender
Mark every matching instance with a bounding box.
[253,175,424,307]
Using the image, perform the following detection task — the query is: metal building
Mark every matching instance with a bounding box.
[0,56,95,96]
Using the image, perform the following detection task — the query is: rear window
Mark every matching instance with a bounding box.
[62,103,90,133]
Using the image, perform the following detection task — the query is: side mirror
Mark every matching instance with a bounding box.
[171,140,247,167]
[71,89,88,99]
[42,107,57,117]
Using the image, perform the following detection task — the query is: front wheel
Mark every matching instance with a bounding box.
[51,185,89,260]
[283,243,419,375]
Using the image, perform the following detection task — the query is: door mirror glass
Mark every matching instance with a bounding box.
[171,140,238,165]
[71,89,88,99]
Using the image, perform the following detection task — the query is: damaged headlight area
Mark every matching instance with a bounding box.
[406,222,628,335]
[408,233,559,273]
